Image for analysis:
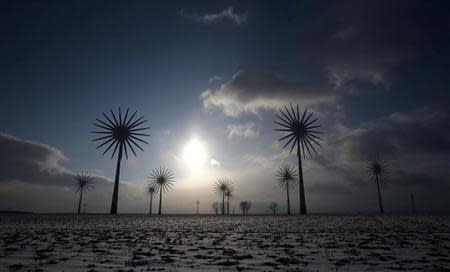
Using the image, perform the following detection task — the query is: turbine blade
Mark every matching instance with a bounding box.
[102,139,117,155]
[300,138,306,158]
[306,125,321,130]
[102,112,116,128]
[125,110,138,127]
[289,137,298,154]
[303,111,314,125]
[304,136,319,154]
[118,107,122,126]
[129,119,148,129]
[125,139,137,156]
[93,123,112,132]
[289,104,298,123]
[110,142,120,159]
[93,134,114,142]
[130,135,149,144]
[306,133,324,141]
[282,134,296,149]
[274,120,291,129]
[110,109,119,127]
[127,115,145,129]
[129,127,151,132]
[123,108,129,126]
[95,119,114,129]
[302,138,313,158]
[280,108,294,123]
[128,137,145,151]
[283,105,295,123]
[130,132,151,137]
[275,114,291,126]
[278,133,294,141]
[304,117,318,127]
[305,134,323,148]
[123,142,129,160]
[91,131,112,134]
[96,137,115,149]
[299,106,307,124]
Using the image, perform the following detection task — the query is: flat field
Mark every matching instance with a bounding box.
[0,214,449,271]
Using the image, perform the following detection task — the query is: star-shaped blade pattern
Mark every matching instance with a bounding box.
[276,164,297,189]
[274,104,323,158]
[145,183,156,196]
[148,167,175,193]
[72,171,94,193]
[367,157,389,182]
[91,107,150,160]
[213,178,232,198]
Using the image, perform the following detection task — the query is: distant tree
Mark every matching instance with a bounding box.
[367,157,389,214]
[276,164,297,215]
[274,105,323,214]
[268,202,278,215]
[149,167,175,215]
[225,186,234,215]
[72,172,94,215]
[240,201,246,215]
[145,184,156,215]
[212,202,219,215]
[213,178,232,215]
[240,201,251,215]
[92,108,150,214]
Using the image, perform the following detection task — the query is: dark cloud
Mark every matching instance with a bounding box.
[0,133,147,213]
[180,7,247,25]
[201,2,450,117]
[0,133,70,186]
[337,108,450,160]
[201,69,334,116]
[298,0,449,90]
[301,107,450,212]
[390,170,449,189]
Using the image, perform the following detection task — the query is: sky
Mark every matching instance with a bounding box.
[1,0,449,214]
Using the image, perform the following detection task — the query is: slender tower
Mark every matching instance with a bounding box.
[196,200,200,215]
[410,193,417,214]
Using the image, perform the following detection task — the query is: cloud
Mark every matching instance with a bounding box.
[336,108,450,161]
[209,75,222,83]
[306,107,450,202]
[0,133,148,213]
[209,159,221,167]
[180,7,247,25]
[295,0,446,91]
[227,122,259,139]
[201,70,335,117]
[0,133,70,186]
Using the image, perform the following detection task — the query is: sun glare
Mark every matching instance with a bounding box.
[182,138,207,170]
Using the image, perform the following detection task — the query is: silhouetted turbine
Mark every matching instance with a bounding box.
[92,107,150,214]
[149,167,175,215]
[225,186,234,215]
[213,178,232,215]
[72,172,94,215]
[276,164,297,215]
[274,105,323,214]
[367,157,389,214]
[268,202,278,215]
[145,184,156,215]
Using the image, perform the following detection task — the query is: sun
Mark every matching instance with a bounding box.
[182,138,207,170]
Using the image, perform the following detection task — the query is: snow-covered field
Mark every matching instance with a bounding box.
[0,214,449,271]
